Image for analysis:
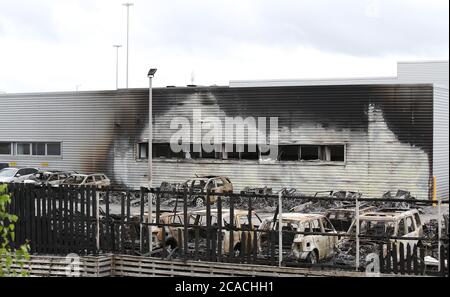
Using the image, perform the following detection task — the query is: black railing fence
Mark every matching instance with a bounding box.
[3,183,449,276]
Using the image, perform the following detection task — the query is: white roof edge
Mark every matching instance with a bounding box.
[397,60,449,64]
[229,76,409,88]
[433,83,449,90]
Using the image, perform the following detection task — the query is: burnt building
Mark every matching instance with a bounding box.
[0,61,448,200]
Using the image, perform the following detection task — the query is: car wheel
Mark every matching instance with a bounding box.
[193,197,205,208]
[306,251,318,264]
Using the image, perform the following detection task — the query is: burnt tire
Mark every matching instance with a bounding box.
[192,196,206,208]
[306,251,318,264]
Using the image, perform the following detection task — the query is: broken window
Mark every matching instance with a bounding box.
[153,143,172,158]
[300,145,345,162]
[398,219,406,237]
[189,143,202,159]
[278,145,300,161]
[240,144,259,160]
[138,142,185,160]
[406,217,415,233]
[328,145,345,161]
[0,142,12,155]
[138,142,148,159]
[201,143,216,159]
[224,143,240,160]
[300,145,319,160]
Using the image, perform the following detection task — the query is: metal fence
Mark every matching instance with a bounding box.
[4,183,449,276]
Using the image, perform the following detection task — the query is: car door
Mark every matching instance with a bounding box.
[311,219,327,260]
[401,215,419,254]
[321,217,338,258]
[16,168,34,182]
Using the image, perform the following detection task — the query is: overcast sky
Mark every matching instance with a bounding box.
[0,0,448,93]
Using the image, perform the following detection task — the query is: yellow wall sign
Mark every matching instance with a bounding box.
[40,162,49,167]
[9,162,16,166]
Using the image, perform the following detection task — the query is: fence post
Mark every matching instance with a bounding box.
[139,187,145,254]
[355,197,360,271]
[278,191,282,268]
[96,187,100,253]
[148,188,153,254]
[437,192,442,273]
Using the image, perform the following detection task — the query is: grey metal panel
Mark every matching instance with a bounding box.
[433,86,449,199]
[398,61,449,87]
[0,85,434,200]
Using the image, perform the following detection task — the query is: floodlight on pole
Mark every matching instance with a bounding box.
[123,3,134,88]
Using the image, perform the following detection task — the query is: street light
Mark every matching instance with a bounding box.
[113,45,122,89]
[123,3,134,88]
[147,67,157,253]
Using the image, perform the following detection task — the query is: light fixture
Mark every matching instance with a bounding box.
[148,68,157,77]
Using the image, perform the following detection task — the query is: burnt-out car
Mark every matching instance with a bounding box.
[258,213,339,263]
[23,170,70,187]
[147,209,262,256]
[325,204,377,232]
[335,208,423,268]
[184,176,233,207]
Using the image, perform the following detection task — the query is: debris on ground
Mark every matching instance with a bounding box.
[290,191,362,213]
[379,189,417,209]
[334,239,381,268]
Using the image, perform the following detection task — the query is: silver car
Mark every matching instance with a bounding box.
[0,167,39,183]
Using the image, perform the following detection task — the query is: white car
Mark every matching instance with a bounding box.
[0,167,39,183]
[61,173,111,188]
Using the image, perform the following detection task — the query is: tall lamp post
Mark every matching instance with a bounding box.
[123,3,133,88]
[147,68,157,253]
[113,45,122,89]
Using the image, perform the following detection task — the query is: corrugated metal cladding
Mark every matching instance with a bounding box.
[398,61,449,87]
[433,86,449,200]
[0,84,441,200]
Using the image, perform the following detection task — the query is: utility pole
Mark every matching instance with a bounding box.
[113,45,122,89]
[147,68,157,253]
[123,3,133,88]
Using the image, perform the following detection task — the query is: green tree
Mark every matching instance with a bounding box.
[0,184,30,276]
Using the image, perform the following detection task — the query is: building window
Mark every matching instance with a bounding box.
[32,142,46,156]
[278,145,300,161]
[300,145,345,162]
[153,143,172,158]
[189,143,201,159]
[1,142,60,156]
[16,143,31,155]
[138,142,148,159]
[300,145,319,160]
[328,145,345,162]
[224,144,240,160]
[46,142,61,156]
[0,142,12,155]
[137,142,185,160]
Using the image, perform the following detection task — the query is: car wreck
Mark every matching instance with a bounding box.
[61,173,111,188]
[184,176,233,207]
[258,213,339,263]
[335,208,424,268]
[23,170,70,187]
